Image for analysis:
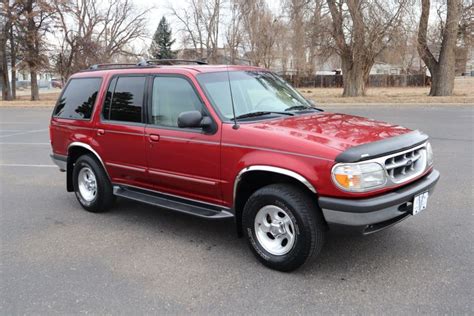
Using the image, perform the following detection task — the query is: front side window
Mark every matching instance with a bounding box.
[151,76,204,127]
[103,76,146,123]
[197,71,312,120]
[53,78,102,119]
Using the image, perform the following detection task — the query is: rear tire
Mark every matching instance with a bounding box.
[73,154,114,213]
[242,183,325,272]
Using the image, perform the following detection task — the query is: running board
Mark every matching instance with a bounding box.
[113,185,234,219]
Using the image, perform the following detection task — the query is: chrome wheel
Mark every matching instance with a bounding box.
[77,166,97,202]
[254,205,296,256]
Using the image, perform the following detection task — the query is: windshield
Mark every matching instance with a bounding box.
[197,71,312,120]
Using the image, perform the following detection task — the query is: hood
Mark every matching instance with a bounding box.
[248,112,412,152]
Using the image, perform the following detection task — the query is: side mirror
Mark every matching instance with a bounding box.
[177,110,212,129]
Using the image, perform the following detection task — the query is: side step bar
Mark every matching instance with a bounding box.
[113,185,234,219]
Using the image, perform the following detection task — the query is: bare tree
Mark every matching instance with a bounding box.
[238,0,281,68]
[326,0,409,96]
[170,0,223,63]
[418,0,462,96]
[225,0,243,64]
[1,0,12,100]
[52,0,148,81]
[15,0,53,100]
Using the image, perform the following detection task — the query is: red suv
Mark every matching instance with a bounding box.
[50,62,439,271]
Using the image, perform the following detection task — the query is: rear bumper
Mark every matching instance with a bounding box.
[319,169,440,234]
[50,153,67,171]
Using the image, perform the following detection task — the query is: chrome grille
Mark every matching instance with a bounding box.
[384,146,426,183]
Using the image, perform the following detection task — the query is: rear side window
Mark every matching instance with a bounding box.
[102,76,146,123]
[53,78,102,119]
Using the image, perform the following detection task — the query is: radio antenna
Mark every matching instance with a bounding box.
[226,63,239,130]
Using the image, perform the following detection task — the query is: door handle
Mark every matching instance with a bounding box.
[149,134,160,142]
[97,129,105,136]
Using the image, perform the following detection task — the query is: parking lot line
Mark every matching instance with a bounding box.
[0,142,50,145]
[0,128,48,138]
[0,164,56,167]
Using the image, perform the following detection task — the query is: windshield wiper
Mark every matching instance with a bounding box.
[285,105,318,111]
[234,111,294,120]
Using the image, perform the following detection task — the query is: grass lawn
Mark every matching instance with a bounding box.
[300,77,474,104]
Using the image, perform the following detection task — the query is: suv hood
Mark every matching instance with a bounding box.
[249,112,412,152]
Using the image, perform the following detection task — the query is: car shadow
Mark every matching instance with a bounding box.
[103,198,430,275]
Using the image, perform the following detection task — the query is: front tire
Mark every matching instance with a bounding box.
[73,154,114,213]
[242,184,325,272]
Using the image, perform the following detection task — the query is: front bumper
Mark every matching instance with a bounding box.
[319,169,440,234]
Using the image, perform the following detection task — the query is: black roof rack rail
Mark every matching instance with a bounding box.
[89,63,138,70]
[142,59,208,65]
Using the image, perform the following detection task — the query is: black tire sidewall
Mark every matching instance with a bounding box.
[243,185,319,270]
[73,155,110,212]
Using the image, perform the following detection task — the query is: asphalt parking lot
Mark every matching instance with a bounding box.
[1,105,473,314]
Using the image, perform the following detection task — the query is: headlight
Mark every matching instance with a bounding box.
[332,162,387,192]
[426,142,433,166]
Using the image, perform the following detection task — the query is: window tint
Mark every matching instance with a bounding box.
[53,78,101,119]
[151,77,203,127]
[105,76,146,123]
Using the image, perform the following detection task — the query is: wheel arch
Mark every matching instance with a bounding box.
[66,142,109,192]
[233,166,318,237]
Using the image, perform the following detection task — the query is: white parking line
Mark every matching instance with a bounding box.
[0,164,56,167]
[0,142,50,145]
[0,128,48,138]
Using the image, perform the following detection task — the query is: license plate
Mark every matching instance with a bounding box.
[412,191,429,215]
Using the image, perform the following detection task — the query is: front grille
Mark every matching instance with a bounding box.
[384,146,426,183]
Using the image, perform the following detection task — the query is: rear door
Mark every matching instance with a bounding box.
[95,75,149,188]
[144,75,222,205]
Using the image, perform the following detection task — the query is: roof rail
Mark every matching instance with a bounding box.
[89,63,138,70]
[143,59,208,65]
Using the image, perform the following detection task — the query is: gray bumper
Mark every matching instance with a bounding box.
[319,169,440,234]
[50,153,67,171]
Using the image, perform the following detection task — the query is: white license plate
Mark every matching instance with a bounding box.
[412,191,429,215]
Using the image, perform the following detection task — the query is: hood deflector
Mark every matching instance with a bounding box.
[335,130,429,163]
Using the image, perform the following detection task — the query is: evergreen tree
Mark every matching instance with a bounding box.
[149,17,176,59]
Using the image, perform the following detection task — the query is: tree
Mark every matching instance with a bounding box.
[149,17,176,59]
[326,0,409,96]
[418,0,462,96]
[14,0,53,101]
[52,0,148,81]
[171,0,223,63]
[1,0,12,100]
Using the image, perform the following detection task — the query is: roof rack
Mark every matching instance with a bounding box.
[141,59,208,66]
[89,63,138,70]
[86,59,208,71]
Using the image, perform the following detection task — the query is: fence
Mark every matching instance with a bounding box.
[282,74,429,88]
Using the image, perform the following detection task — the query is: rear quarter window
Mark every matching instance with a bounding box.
[53,78,102,120]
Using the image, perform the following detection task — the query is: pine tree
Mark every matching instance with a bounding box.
[149,17,176,59]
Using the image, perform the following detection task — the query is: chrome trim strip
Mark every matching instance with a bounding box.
[149,169,217,186]
[114,182,229,209]
[222,143,332,161]
[159,135,220,145]
[68,142,110,179]
[101,129,144,136]
[106,162,146,172]
[233,165,317,204]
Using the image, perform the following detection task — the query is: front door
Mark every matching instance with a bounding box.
[144,75,222,205]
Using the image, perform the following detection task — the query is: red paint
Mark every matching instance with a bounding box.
[50,65,426,207]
